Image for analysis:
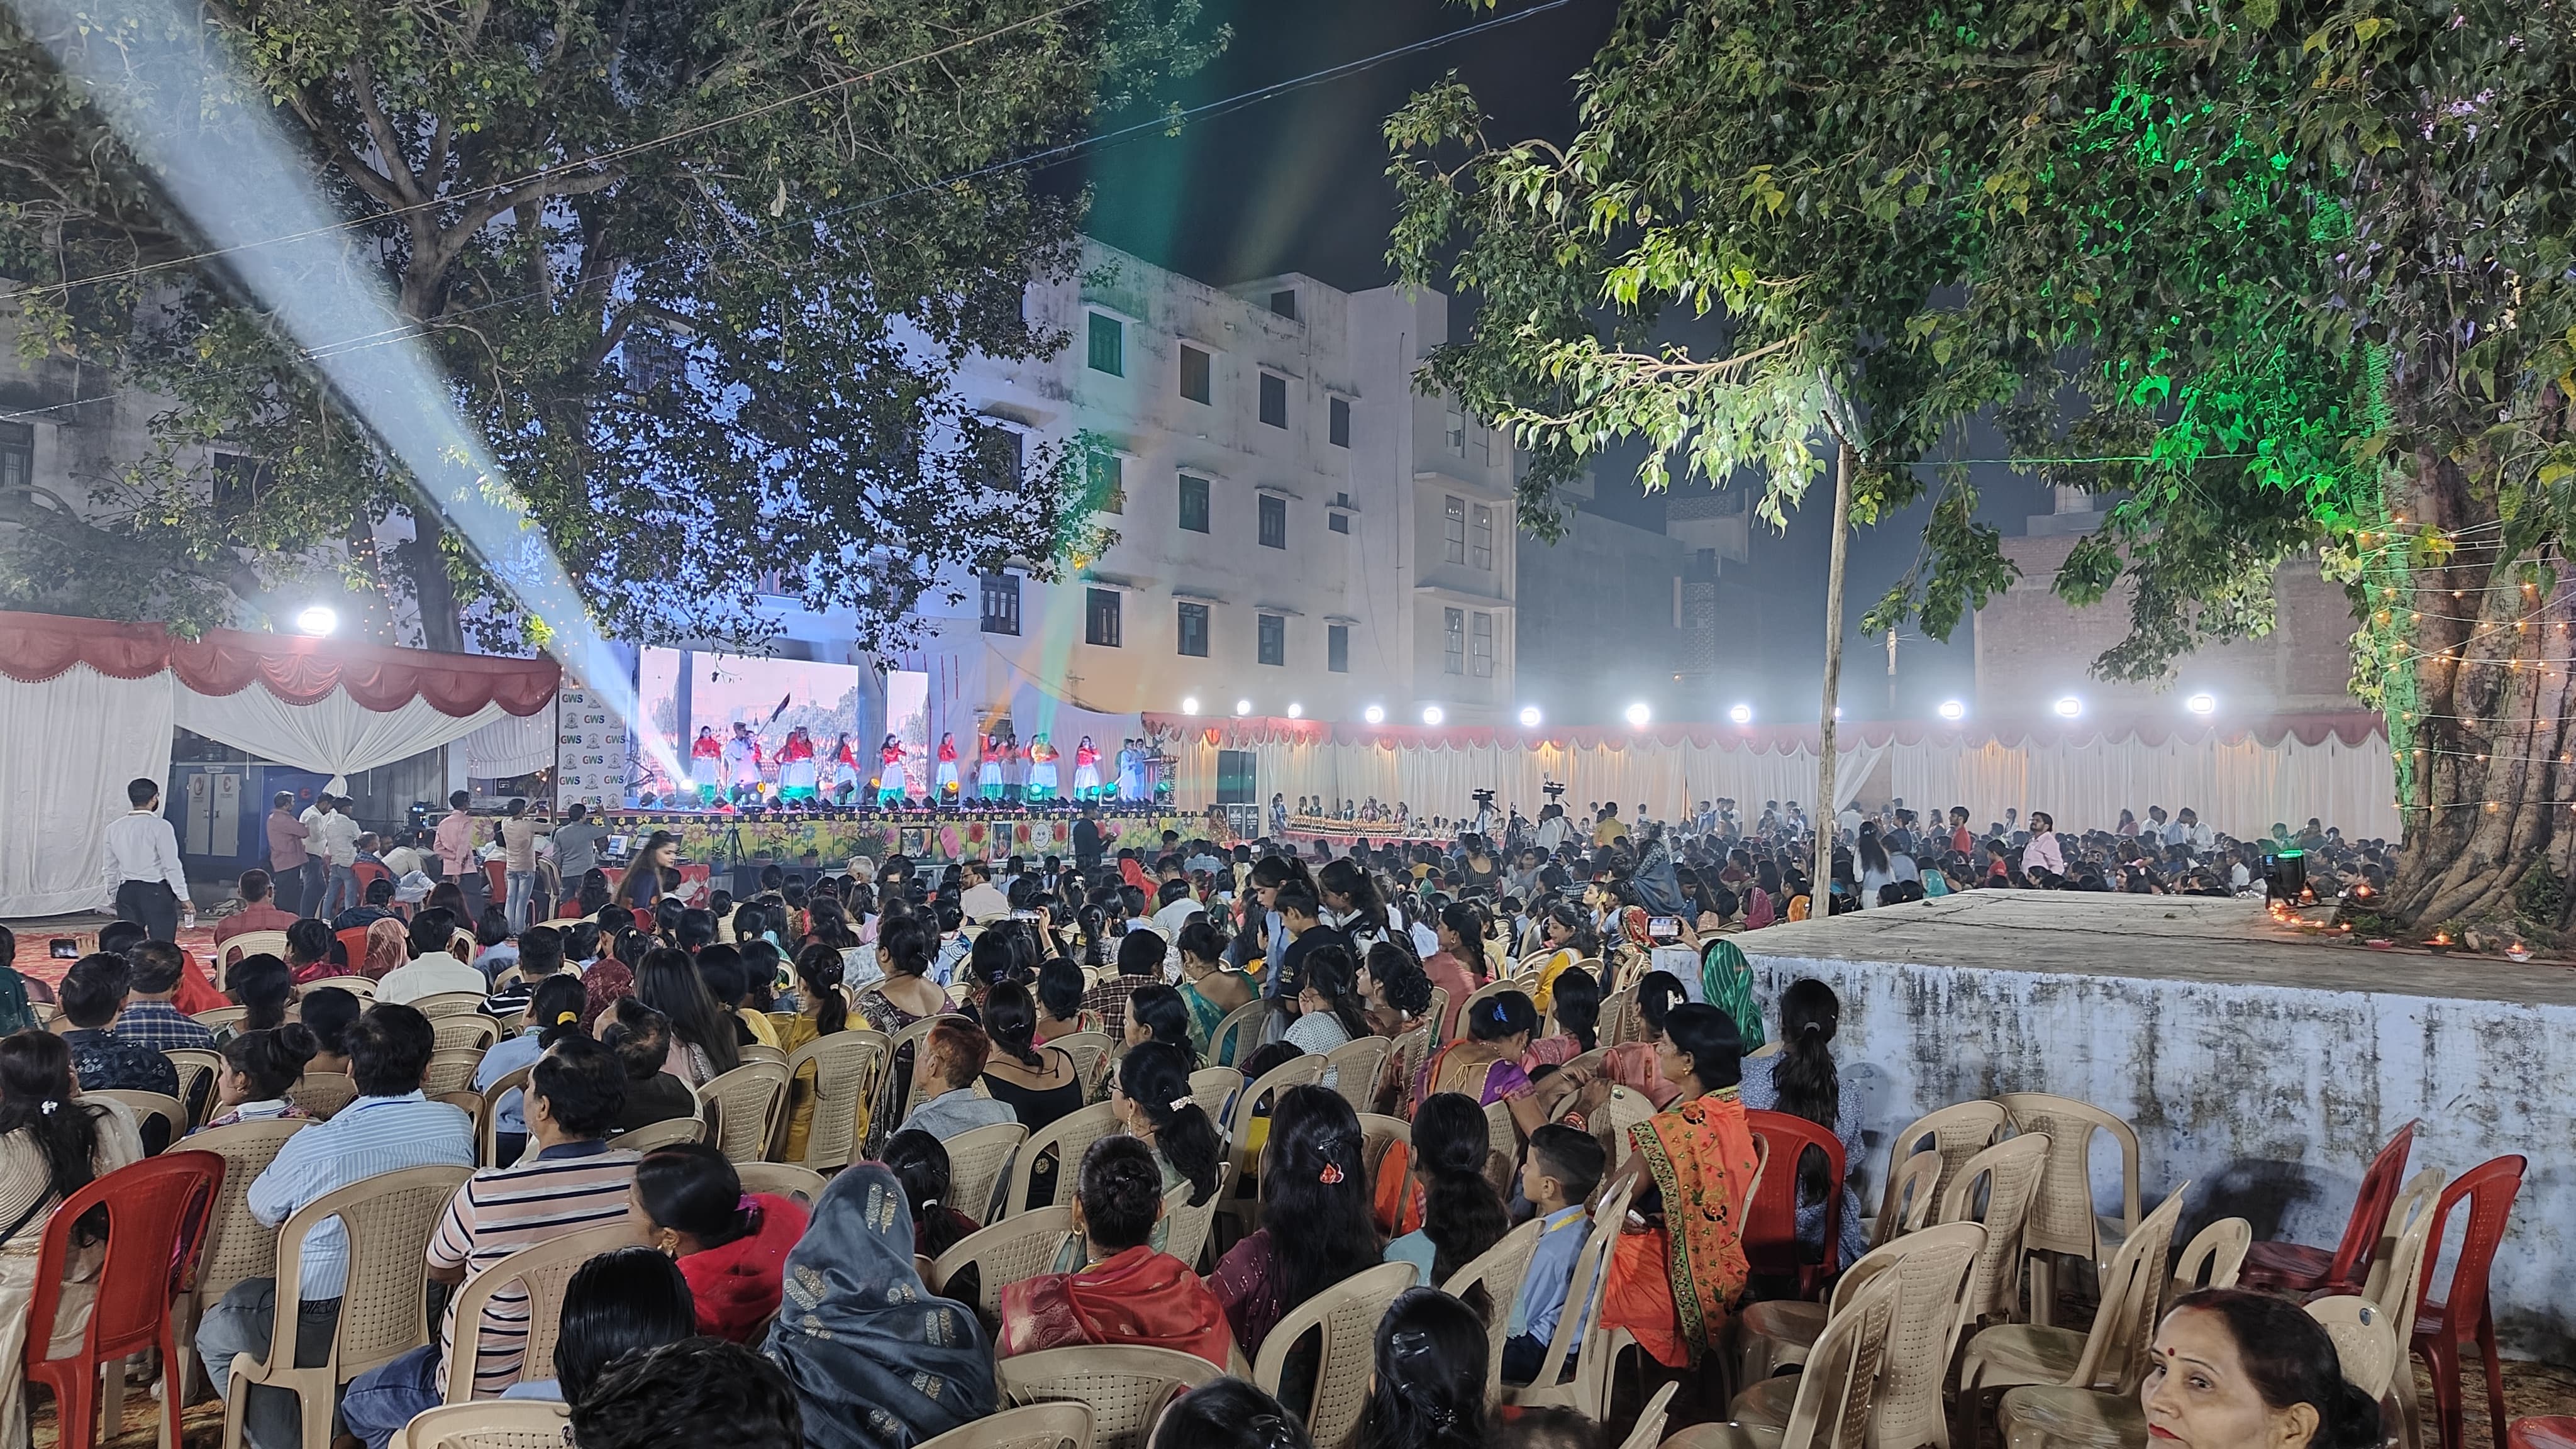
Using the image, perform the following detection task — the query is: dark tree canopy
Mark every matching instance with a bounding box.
[0,0,1218,651]
[1389,0,2576,930]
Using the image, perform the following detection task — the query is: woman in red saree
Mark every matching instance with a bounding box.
[1604,1000,1757,1368]
[1001,1136,1234,1368]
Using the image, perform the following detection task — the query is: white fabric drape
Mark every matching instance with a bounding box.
[0,664,175,915]
[174,686,510,794]
[460,708,556,777]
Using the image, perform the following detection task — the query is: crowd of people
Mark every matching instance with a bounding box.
[0,779,2401,1449]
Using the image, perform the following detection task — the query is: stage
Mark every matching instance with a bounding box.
[1731,891,2576,1357]
[600,807,1209,870]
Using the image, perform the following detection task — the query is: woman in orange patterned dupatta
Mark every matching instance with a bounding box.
[1604,1000,1757,1367]
[1001,1136,1234,1368]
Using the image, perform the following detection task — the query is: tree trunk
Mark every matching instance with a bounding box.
[401,507,466,653]
[1814,438,1855,898]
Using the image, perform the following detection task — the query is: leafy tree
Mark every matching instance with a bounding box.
[0,0,1216,651]
[1389,0,2576,928]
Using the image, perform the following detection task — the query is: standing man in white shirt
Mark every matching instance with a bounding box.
[103,777,192,941]
[306,795,362,918]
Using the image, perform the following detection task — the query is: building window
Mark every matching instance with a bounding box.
[1258,494,1287,549]
[1087,312,1124,376]
[1179,345,1211,404]
[1471,504,1494,570]
[0,422,31,505]
[979,572,1021,635]
[1259,372,1288,428]
[1329,397,1350,448]
[1472,423,1491,466]
[1445,404,1466,457]
[1177,602,1210,657]
[1085,587,1122,647]
[1443,495,1466,565]
[1328,624,1350,673]
[976,423,1024,491]
[1328,512,1350,535]
[1443,608,1466,675]
[1177,474,1210,533]
[1269,288,1298,320]
[1257,613,1285,667]
[1087,451,1124,514]
[1471,611,1494,677]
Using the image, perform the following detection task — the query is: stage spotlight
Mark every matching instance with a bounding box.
[1286,702,1303,719]
[1624,701,1652,727]
[2054,694,2084,718]
[2185,691,2218,716]
[1180,696,1200,715]
[1518,705,1543,728]
[1937,699,1967,722]
[293,604,339,637]
[1363,704,1385,725]
[1421,705,1445,726]
[1728,702,1753,725]
[1233,699,1252,716]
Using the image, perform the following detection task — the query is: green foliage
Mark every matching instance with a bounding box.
[0,0,1218,650]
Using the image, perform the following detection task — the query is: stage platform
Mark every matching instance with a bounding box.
[1734,891,2576,1357]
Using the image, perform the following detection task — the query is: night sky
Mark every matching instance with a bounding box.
[1046,0,2058,723]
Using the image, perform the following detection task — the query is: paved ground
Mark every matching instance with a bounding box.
[1738,890,2576,1006]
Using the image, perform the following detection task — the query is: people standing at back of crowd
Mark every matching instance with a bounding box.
[1857,823,1895,908]
[103,775,192,941]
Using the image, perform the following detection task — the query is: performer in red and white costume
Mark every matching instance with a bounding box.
[824,732,858,804]
[689,726,723,804]
[977,731,1005,801]
[935,733,961,800]
[1072,736,1102,800]
[777,727,818,802]
[878,735,908,806]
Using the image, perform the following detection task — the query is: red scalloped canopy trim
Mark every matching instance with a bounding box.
[0,611,558,716]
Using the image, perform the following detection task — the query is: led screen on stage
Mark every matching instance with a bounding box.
[633,648,863,806]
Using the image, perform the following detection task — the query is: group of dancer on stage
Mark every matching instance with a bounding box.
[683,721,1155,808]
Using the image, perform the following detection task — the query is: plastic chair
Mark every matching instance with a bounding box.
[996,1344,1220,1449]
[474,1065,533,1167]
[440,1223,633,1400]
[1872,1101,2009,1248]
[170,1118,311,1399]
[944,1121,1031,1226]
[1663,1271,1901,1449]
[1744,1108,1848,1297]
[1996,1094,2141,1328]
[2170,1216,2252,1297]
[1621,1381,1682,1449]
[286,1070,358,1120]
[931,1207,1078,1327]
[2239,1119,2416,1297]
[1864,1150,1943,1246]
[1185,1066,1242,1126]
[1053,1031,1116,1098]
[783,1028,892,1170]
[19,1152,222,1449]
[916,1401,1095,1449]
[1604,1084,1655,1170]
[420,1048,486,1099]
[1215,1053,1326,1241]
[733,1162,829,1206]
[219,931,292,969]
[333,926,374,970]
[1735,1222,1985,1449]
[1424,985,1453,1045]
[163,1048,223,1126]
[194,1005,251,1033]
[433,1014,501,1054]
[409,991,491,1021]
[1206,998,1269,1072]
[1959,1183,2189,1446]
[1358,1113,1411,1194]
[2309,1296,2402,1399]
[218,1162,474,1449]
[1442,1216,1545,1406]
[1160,1179,1222,1273]
[1934,1133,2051,1327]
[699,1060,792,1163]
[1385,1019,1434,1108]
[1004,1101,1123,1217]
[609,1114,706,1153]
[401,1397,572,1449]
[87,1089,184,1156]
[1507,1179,1637,1419]
[1599,985,1638,1048]
[1254,1261,1414,1449]
[2509,1421,2576,1449]
[299,975,377,1000]
[1324,1035,1393,1114]
[2368,1165,2448,1449]
[2406,1155,2525,1449]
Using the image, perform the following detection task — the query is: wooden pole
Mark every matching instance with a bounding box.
[1814,436,1855,902]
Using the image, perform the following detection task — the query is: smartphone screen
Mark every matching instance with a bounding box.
[1648,916,1680,940]
[49,938,79,960]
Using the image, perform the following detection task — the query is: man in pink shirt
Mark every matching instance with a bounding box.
[264,791,310,915]
[433,789,487,918]
[213,870,301,944]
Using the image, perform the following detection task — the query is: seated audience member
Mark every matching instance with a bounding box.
[765,1163,996,1448]
[501,1246,695,1402]
[1738,977,1868,1270]
[196,1024,319,1130]
[883,1128,982,1258]
[485,924,565,1019]
[1359,941,1434,1039]
[213,870,297,943]
[116,940,218,1050]
[332,877,401,932]
[1382,1092,1509,1288]
[55,954,179,1097]
[1031,955,1096,1041]
[1084,929,1169,1036]
[338,1033,637,1448]
[1522,968,1600,1074]
[1121,982,1194,1055]
[1210,1084,1381,1357]
[1502,1124,1607,1385]
[221,953,297,1043]
[1620,1002,1755,1365]
[1491,1407,1602,1449]
[1598,970,1686,1109]
[282,918,338,985]
[897,1019,1018,1141]
[2143,1288,2383,1449]
[1356,1287,1491,1449]
[360,916,410,980]
[375,910,486,1004]
[196,1004,474,1449]
[1419,989,1589,1139]
[1285,944,1370,1058]
[0,1033,145,1446]
[631,1142,808,1341]
[1150,1379,1315,1449]
[567,1338,801,1449]
[475,973,589,1165]
[774,943,849,1160]
[979,982,1084,1132]
[1107,1041,1224,1211]
[288,987,361,1118]
[467,908,518,982]
[0,927,35,1036]
[1001,1135,1234,1365]
[603,999,698,1135]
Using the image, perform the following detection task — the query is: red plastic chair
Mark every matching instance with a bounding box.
[2509,1419,2576,1449]
[351,859,392,896]
[483,858,508,903]
[20,1150,225,1449]
[2407,1154,2524,1449]
[336,925,374,972]
[1742,1107,1847,1299]
[2238,1118,2416,1296]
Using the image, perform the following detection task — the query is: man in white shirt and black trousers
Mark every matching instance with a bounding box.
[103,776,193,942]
